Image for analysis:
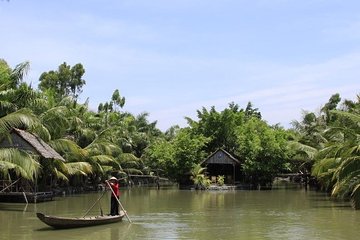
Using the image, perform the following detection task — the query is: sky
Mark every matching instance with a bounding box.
[1,0,359,131]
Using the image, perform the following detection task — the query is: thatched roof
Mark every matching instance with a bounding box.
[10,128,65,162]
[201,148,240,165]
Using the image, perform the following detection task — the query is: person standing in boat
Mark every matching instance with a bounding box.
[107,177,120,216]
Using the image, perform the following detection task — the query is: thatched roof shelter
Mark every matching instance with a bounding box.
[0,128,65,162]
[201,148,242,184]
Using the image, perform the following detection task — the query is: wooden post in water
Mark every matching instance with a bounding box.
[22,192,28,204]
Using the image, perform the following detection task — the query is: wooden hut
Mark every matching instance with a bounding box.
[0,128,65,202]
[201,148,242,185]
[0,128,65,161]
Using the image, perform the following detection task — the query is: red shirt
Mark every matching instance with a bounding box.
[110,182,119,197]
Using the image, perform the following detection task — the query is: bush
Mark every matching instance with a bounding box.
[217,175,225,186]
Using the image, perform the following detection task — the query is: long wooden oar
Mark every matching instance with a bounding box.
[82,190,107,218]
[106,180,132,223]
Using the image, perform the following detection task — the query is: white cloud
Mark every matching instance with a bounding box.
[146,52,360,130]
[2,0,360,132]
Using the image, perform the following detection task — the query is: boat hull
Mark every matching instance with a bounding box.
[36,212,124,229]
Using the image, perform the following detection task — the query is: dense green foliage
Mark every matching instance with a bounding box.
[1,59,359,209]
[235,117,290,186]
[292,93,360,209]
[147,102,292,186]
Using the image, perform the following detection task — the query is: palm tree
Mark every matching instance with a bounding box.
[0,61,49,181]
[23,93,94,186]
[190,163,208,190]
[312,108,360,209]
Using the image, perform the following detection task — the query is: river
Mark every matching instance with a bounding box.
[0,185,359,240]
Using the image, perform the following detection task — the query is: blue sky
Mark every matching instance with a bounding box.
[1,0,359,131]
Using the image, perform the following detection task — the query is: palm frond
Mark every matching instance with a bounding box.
[330,110,360,126]
[65,162,92,176]
[89,155,117,165]
[288,141,318,160]
[118,153,139,163]
[53,168,69,182]
[0,99,17,114]
[351,184,360,210]
[10,61,30,84]
[29,123,51,142]
[49,138,86,160]
[40,106,70,138]
[0,148,40,181]
[312,157,340,177]
[0,108,38,135]
[336,156,360,182]
[85,140,121,156]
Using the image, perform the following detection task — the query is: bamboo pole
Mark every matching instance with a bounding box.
[82,190,107,218]
[0,178,21,193]
[106,180,132,223]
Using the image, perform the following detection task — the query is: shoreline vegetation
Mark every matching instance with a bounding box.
[0,60,359,209]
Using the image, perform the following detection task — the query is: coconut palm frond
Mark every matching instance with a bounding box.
[118,153,139,163]
[0,148,40,181]
[29,98,50,112]
[288,141,318,160]
[121,160,140,168]
[53,168,69,182]
[312,157,339,177]
[336,156,360,182]
[78,128,96,140]
[318,142,349,160]
[0,108,38,134]
[10,61,30,85]
[29,123,51,142]
[65,162,92,176]
[0,100,17,114]
[89,155,116,165]
[349,144,360,155]
[102,165,113,173]
[190,163,207,177]
[86,141,121,156]
[59,96,76,107]
[88,162,105,174]
[71,116,84,126]
[351,184,360,210]
[332,173,360,198]
[40,106,70,138]
[94,126,121,141]
[0,161,21,179]
[330,110,360,125]
[50,138,86,160]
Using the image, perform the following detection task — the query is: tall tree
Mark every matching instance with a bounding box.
[38,62,86,100]
[235,117,290,187]
[187,103,246,153]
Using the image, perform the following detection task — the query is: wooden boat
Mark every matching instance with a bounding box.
[36,211,125,229]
